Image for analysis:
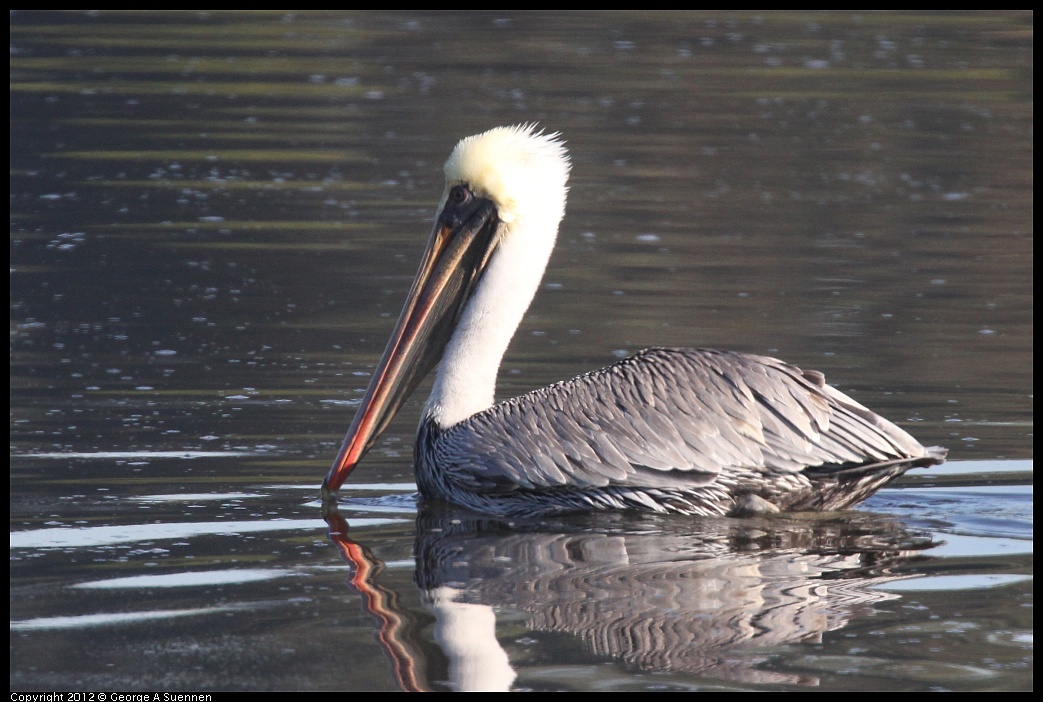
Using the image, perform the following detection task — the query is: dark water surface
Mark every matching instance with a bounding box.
[11,11,1032,691]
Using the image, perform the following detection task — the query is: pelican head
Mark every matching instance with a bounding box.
[323,125,571,495]
[442,124,570,228]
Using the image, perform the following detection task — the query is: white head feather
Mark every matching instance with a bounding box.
[442,124,570,225]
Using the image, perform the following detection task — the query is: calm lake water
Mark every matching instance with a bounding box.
[10,11,1032,691]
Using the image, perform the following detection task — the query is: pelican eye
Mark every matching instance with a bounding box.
[441,184,480,228]
[449,184,472,205]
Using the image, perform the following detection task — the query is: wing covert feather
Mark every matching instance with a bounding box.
[431,348,931,494]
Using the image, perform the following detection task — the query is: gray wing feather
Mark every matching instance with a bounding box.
[433,347,934,493]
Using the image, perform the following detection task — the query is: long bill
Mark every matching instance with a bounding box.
[322,195,500,496]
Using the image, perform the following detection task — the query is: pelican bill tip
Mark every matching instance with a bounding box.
[320,476,337,500]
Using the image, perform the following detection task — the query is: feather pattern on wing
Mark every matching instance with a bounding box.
[416,348,944,516]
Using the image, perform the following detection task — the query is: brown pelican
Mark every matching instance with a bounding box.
[321,125,946,517]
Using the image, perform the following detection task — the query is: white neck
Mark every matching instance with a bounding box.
[423,216,557,429]
[422,125,570,428]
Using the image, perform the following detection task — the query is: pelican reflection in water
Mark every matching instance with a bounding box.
[321,125,945,517]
